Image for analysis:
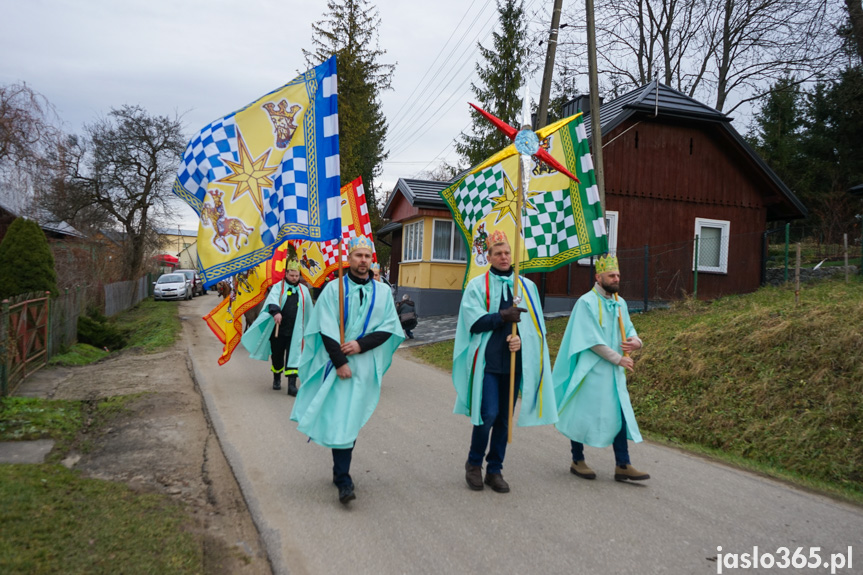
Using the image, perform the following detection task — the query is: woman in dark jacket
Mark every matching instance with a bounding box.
[396,294,418,339]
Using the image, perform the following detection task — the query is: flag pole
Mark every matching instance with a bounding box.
[614,293,628,357]
[338,238,345,344]
[507,153,526,444]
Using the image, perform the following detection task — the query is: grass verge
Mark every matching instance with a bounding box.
[0,394,143,462]
[48,343,109,366]
[408,277,863,502]
[118,298,182,351]
[0,464,203,574]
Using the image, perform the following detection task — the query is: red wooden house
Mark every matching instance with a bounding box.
[379,82,807,315]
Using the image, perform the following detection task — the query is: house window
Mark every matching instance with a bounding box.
[403,220,423,262]
[693,218,730,274]
[431,220,467,262]
[579,210,618,265]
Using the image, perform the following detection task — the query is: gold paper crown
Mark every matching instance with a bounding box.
[488,229,509,248]
[286,259,301,271]
[595,254,619,273]
[348,235,375,254]
[370,262,380,271]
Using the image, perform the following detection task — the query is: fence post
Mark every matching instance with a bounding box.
[784,222,790,283]
[1,299,9,397]
[643,244,649,312]
[46,291,53,360]
[795,243,801,305]
[693,235,699,300]
[844,233,849,283]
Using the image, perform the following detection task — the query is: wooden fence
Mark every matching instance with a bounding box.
[1,275,152,395]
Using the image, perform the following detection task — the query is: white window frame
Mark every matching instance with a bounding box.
[693,217,730,274]
[579,210,618,265]
[430,219,467,263]
[402,220,423,263]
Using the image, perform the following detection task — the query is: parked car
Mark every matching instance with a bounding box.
[154,273,191,301]
[175,269,205,297]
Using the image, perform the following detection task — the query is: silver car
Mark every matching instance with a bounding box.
[154,273,191,301]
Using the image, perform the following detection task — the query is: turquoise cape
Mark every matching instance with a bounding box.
[290,276,404,448]
[551,288,642,447]
[451,271,558,427]
[241,281,313,366]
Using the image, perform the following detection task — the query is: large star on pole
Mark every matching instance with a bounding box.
[490,175,544,224]
[468,103,581,183]
[217,130,278,216]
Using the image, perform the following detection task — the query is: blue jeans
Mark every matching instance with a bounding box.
[570,410,630,467]
[468,371,520,474]
[332,444,354,488]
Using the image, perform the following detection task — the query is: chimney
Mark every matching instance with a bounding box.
[561,93,603,118]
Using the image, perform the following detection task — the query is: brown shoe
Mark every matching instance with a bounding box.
[465,461,484,491]
[484,472,510,493]
[570,460,596,480]
[614,464,650,481]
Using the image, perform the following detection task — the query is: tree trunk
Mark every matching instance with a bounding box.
[847,0,863,62]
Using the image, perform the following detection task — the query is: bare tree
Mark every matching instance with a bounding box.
[49,105,185,279]
[0,83,61,211]
[559,0,843,113]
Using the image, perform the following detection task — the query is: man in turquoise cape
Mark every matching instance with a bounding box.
[453,230,557,494]
[290,236,404,504]
[241,260,313,395]
[551,254,649,482]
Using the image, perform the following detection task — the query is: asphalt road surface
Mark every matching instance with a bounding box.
[181,296,862,575]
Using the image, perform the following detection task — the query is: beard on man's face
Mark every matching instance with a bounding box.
[600,279,620,293]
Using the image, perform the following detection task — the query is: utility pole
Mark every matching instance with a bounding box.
[585,0,605,210]
[536,0,565,129]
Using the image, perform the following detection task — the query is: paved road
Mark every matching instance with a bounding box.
[181,296,862,575]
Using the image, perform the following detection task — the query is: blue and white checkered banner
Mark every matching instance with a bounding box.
[173,56,341,287]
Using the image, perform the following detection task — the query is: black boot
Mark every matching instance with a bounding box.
[272,372,281,390]
[287,375,298,397]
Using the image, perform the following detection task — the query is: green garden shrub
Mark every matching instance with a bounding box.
[0,218,58,299]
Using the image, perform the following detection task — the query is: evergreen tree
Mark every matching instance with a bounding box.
[0,218,58,299]
[749,76,804,191]
[456,0,531,167]
[305,0,395,232]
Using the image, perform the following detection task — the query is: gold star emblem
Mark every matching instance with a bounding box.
[217,130,278,216]
[489,176,542,224]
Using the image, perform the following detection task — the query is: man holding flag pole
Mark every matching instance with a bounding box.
[290,235,403,505]
[451,89,590,493]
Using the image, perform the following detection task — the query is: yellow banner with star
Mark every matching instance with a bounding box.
[440,113,608,288]
[173,57,341,288]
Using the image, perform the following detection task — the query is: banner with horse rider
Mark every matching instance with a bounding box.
[172,56,342,288]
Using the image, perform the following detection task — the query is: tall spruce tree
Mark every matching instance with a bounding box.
[305,0,395,231]
[456,0,530,167]
[749,76,804,191]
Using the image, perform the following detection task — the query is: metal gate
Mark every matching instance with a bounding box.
[1,293,50,396]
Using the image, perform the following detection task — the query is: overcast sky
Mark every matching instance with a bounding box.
[0,0,581,229]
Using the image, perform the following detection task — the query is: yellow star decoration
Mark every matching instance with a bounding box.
[489,175,543,224]
[217,131,278,216]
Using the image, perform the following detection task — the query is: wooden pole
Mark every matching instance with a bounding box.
[508,154,527,445]
[844,233,849,283]
[274,278,285,338]
[614,293,628,357]
[586,0,605,211]
[338,239,345,343]
[795,243,801,305]
[536,0,565,129]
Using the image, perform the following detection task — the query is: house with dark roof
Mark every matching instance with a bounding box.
[379,178,468,315]
[379,82,807,315]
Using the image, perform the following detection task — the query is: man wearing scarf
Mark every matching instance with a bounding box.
[452,230,558,494]
[291,236,404,505]
[551,254,650,482]
[242,260,313,396]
